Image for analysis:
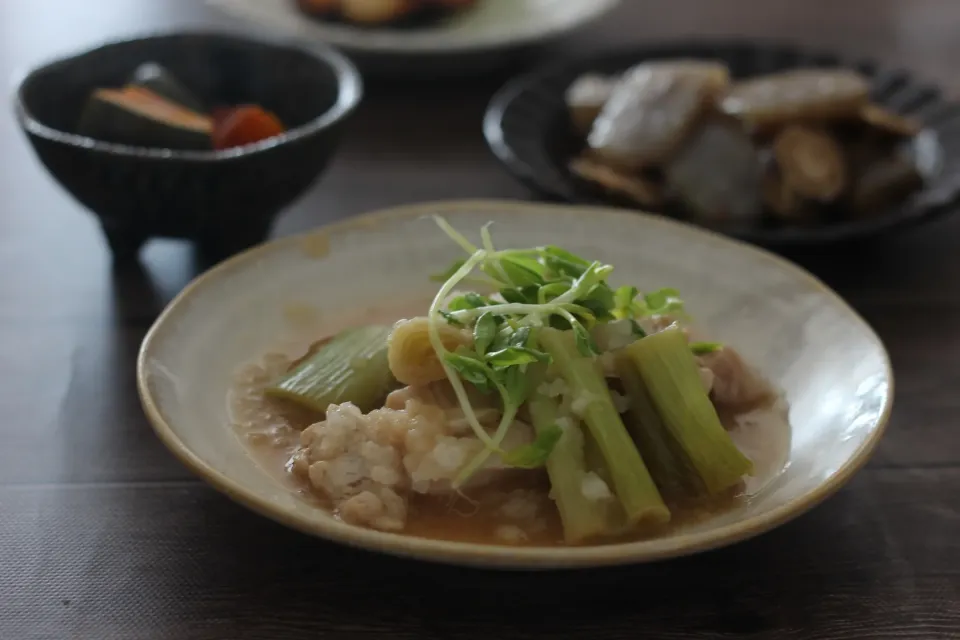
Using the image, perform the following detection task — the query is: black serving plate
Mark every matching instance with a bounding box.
[483,40,960,247]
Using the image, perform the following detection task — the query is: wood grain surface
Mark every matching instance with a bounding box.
[1,1,958,638]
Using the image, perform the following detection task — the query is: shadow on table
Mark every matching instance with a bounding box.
[166,482,880,637]
[111,261,166,323]
[107,240,214,326]
[775,210,960,300]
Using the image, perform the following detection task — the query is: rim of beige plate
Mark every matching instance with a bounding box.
[137,199,894,569]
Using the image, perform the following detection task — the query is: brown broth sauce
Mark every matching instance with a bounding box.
[230,365,775,547]
[227,302,790,547]
[230,354,565,545]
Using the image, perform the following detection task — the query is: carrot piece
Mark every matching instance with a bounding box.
[212,106,286,150]
[210,106,234,128]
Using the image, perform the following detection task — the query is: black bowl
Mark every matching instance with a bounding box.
[483,40,960,248]
[14,30,362,262]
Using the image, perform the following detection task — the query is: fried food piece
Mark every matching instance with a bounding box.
[341,0,422,24]
[845,135,890,173]
[721,69,870,130]
[761,167,804,221]
[296,0,476,25]
[859,104,922,138]
[664,116,764,222]
[640,59,731,98]
[570,60,728,140]
[588,67,712,169]
[569,156,664,208]
[772,125,848,202]
[296,0,425,25]
[848,147,924,215]
[565,74,618,136]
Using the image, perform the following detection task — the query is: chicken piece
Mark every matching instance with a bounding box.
[338,487,408,531]
[697,347,776,411]
[384,381,501,432]
[293,382,536,531]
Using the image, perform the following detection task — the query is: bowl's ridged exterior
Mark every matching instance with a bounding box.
[14,31,362,261]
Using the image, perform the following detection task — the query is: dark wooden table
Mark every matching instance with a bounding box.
[2,1,959,638]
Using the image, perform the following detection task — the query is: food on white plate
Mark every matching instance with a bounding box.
[229,219,791,546]
[295,0,479,27]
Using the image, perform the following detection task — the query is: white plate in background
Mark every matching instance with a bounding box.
[208,0,620,56]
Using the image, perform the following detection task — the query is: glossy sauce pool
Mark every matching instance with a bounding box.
[227,299,792,546]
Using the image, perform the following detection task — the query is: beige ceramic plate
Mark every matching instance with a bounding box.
[137,200,892,569]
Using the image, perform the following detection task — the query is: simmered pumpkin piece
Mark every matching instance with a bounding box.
[78,86,212,150]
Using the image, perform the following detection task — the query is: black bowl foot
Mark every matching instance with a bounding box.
[100,221,149,265]
[194,220,273,266]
